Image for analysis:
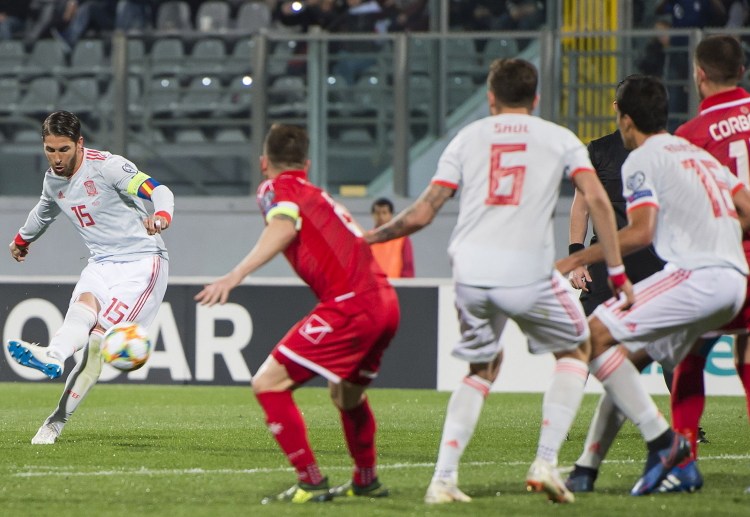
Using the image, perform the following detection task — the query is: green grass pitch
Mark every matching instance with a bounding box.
[1,382,748,516]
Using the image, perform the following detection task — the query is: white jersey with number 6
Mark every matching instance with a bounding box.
[622,133,748,274]
[432,113,595,287]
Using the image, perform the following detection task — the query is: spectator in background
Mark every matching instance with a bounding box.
[23,0,71,48]
[370,198,415,278]
[328,0,389,85]
[115,0,154,31]
[723,0,749,28]
[385,0,429,32]
[636,17,671,77]
[61,0,117,48]
[0,0,30,40]
[656,0,727,130]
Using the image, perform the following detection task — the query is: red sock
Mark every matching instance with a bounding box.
[671,354,706,462]
[255,390,323,485]
[340,398,377,486]
[737,363,750,423]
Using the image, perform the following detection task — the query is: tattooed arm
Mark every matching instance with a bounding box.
[366,183,455,244]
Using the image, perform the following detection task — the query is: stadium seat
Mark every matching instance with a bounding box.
[127,38,146,75]
[483,38,519,65]
[409,38,433,75]
[0,77,20,114]
[156,0,193,32]
[186,38,227,78]
[446,38,481,77]
[150,38,185,77]
[196,1,231,32]
[59,77,100,114]
[23,39,68,78]
[0,40,25,76]
[145,76,181,116]
[16,77,61,115]
[176,76,223,116]
[447,73,478,111]
[235,1,272,34]
[227,37,257,75]
[174,128,208,143]
[99,76,143,117]
[67,39,107,78]
[267,74,306,116]
[214,128,248,142]
[220,74,254,116]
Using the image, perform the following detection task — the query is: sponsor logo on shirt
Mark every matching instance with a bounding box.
[57,191,65,199]
[299,314,333,344]
[84,180,98,196]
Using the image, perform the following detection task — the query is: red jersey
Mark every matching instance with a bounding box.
[675,87,750,250]
[675,87,750,182]
[257,170,388,301]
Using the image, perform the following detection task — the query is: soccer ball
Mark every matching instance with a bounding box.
[100,322,152,372]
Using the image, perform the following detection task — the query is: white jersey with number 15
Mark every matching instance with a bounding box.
[431,113,595,287]
[622,133,747,274]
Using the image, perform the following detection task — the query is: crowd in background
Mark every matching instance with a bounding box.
[0,1,550,49]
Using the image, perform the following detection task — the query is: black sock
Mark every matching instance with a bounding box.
[571,464,599,480]
[647,429,675,453]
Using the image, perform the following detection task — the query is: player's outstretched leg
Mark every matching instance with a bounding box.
[7,340,63,379]
[31,331,105,445]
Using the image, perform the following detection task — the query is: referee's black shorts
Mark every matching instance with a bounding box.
[580,246,664,316]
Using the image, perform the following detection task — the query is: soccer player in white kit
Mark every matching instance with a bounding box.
[367,58,633,504]
[6,111,174,445]
[558,75,750,495]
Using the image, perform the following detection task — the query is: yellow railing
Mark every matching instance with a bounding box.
[561,0,619,142]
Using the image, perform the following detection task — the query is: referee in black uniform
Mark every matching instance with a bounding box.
[568,129,664,315]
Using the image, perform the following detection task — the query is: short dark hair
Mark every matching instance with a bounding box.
[695,35,744,85]
[264,123,308,169]
[616,75,667,134]
[371,197,394,213]
[486,58,537,109]
[42,111,81,142]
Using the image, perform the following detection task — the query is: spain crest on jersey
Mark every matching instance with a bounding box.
[84,180,98,196]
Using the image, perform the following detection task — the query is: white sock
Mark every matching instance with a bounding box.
[536,357,588,465]
[46,330,104,425]
[590,347,668,442]
[575,392,627,469]
[433,375,491,483]
[47,302,98,362]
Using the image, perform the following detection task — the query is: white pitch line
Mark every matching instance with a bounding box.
[11,454,750,478]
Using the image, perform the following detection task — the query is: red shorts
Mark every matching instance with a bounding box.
[272,286,400,385]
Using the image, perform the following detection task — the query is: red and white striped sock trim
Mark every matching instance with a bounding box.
[590,347,625,382]
[463,375,491,398]
[555,357,589,380]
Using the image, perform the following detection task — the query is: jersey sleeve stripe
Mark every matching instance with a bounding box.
[626,201,659,213]
[431,179,458,190]
[266,202,299,223]
[569,167,595,179]
[732,183,745,195]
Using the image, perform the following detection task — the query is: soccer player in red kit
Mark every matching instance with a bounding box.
[666,34,750,492]
[195,124,399,503]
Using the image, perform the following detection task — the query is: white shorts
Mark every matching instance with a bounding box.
[452,270,589,363]
[71,255,169,331]
[592,265,746,370]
